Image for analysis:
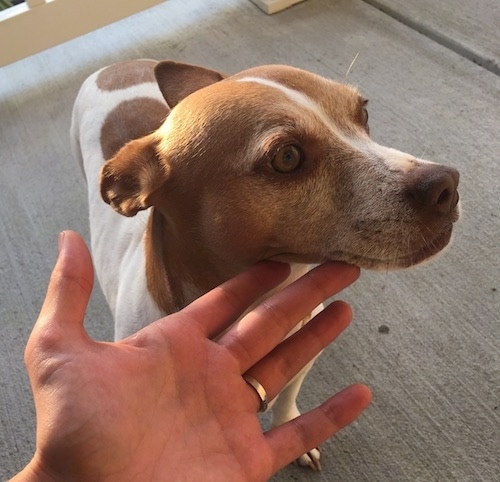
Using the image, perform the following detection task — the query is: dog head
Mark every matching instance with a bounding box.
[101,61,460,270]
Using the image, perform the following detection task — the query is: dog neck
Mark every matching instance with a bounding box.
[144,208,239,313]
[144,207,311,315]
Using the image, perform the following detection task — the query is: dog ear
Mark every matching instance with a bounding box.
[100,134,169,217]
[154,61,225,108]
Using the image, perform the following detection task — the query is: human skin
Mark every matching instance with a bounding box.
[11,230,371,482]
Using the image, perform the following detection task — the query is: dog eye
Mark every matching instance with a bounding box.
[271,145,302,173]
[363,106,369,125]
[362,99,369,125]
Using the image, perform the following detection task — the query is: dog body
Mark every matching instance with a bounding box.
[72,60,165,336]
[71,59,460,469]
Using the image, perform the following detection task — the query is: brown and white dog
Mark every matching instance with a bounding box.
[71,59,460,469]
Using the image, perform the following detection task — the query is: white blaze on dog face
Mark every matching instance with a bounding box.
[237,75,364,144]
[236,75,431,174]
[152,65,459,270]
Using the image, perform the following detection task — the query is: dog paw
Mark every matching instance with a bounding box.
[296,447,321,471]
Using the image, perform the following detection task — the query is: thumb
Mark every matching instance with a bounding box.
[27,231,94,358]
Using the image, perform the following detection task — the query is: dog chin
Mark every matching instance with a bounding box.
[342,224,455,271]
[267,224,455,270]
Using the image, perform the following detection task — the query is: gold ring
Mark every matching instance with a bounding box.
[243,374,268,412]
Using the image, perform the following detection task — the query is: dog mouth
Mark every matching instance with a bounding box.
[268,223,456,271]
[330,223,455,270]
[404,224,454,267]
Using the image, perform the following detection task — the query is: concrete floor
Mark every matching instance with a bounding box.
[1,0,498,480]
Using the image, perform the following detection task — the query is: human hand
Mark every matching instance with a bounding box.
[12,231,371,482]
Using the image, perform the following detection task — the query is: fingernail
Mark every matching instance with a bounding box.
[58,231,66,253]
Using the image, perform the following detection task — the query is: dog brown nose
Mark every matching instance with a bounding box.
[406,164,460,215]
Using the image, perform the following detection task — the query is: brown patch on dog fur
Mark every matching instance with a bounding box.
[100,97,169,160]
[96,59,158,91]
[145,209,186,314]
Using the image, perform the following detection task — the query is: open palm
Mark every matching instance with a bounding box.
[15,231,371,482]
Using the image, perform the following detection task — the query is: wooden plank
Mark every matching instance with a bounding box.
[0,0,165,66]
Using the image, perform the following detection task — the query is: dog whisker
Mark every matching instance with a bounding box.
[345,52,360,79]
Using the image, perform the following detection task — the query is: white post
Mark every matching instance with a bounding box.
[249,0,306,15]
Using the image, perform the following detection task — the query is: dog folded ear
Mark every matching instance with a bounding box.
[154,61,225,108]
[100,134,169,217]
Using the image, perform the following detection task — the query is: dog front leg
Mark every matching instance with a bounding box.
[270,302,325,470]
[271,355,322,471]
